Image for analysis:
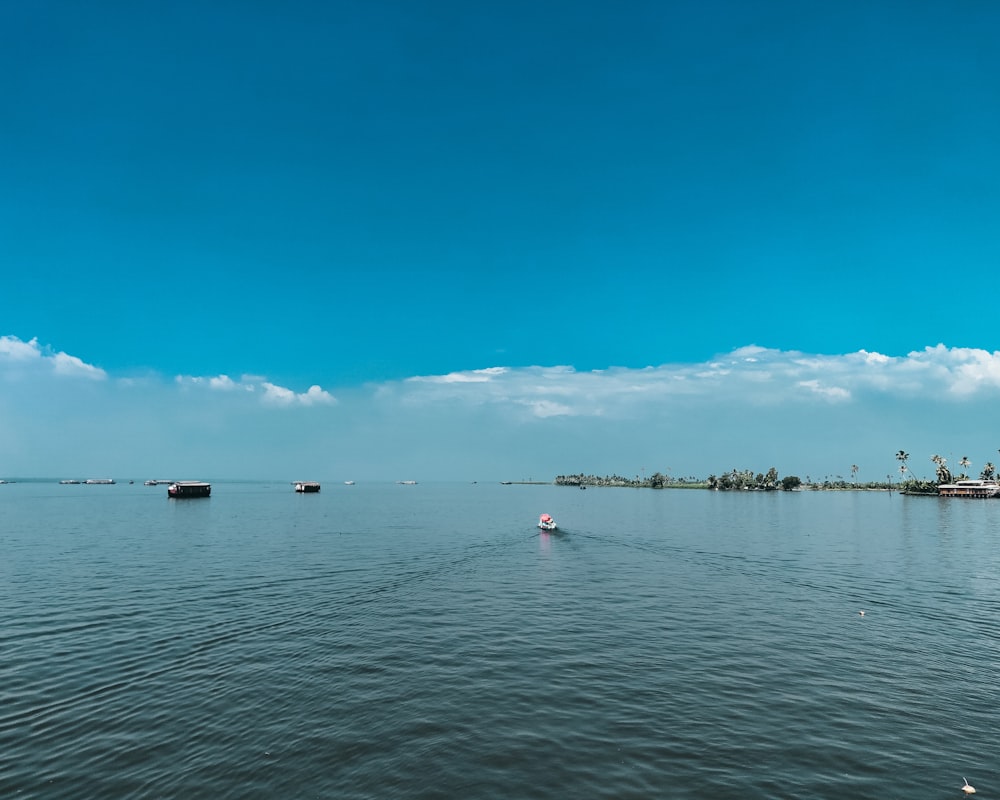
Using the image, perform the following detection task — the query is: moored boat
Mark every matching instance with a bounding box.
[938,480,1000,498]
[538,513,557,531]
[294,481,321,493]
[85,478,115,485]
[167,481,211,498]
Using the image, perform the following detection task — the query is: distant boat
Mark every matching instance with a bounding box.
[167,481,211,498]
[397,480,417,485]
[538,513,557,531]
[59,479,81,485]
[143,480,157,486]
[294,481,321,493]
[84,478,115,485]
[344,480,355,485]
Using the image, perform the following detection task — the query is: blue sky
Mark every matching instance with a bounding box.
[3,1,1000,481]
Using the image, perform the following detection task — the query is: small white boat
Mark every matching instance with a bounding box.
[344,480,355,486]
[538,513,557,531]
[294,481,321,493]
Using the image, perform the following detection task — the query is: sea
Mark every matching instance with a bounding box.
[2,480,999,799]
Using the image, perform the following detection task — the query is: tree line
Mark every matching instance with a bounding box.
[554,472,709,489]
[557,451,1000,493]
[893,450,999,494]
[705,468,801,491]
[555,469,803,491]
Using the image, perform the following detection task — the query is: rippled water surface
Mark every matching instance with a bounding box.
[2,481,999,798]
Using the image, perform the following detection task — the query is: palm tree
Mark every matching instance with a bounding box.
[851,464,859,486]
[896,450,911,482]
[959,456,971,479]
[980,462,996,481]
[932,456,951,485]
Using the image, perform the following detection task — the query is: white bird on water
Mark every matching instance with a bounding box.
[858,610,865,617]
[962,777,976,794]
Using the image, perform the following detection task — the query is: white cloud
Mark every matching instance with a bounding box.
[261,382,296,405]
[176,373,336,407]
[796,379,851,401]
[386,344,1000,419]
[410,367,509,384]
[0,335,41,361]
[51,351,107,380]
[300,385,336,405]
[860,349,891,365]
[0,335,106,380]
[261,382,336,407]
[919,344,1000,396]
[208,375,239,391]
[12,335,1000,416]
[7,335,1000,480]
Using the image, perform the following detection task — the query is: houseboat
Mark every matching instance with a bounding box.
[938,480,1000,498]
[294,481,321,493]
[167,481,212,498]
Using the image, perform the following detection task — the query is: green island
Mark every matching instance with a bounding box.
[555,470,801,491]
[553,450,1000,495]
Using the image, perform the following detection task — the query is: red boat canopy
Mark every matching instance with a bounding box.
[540,514,552,522]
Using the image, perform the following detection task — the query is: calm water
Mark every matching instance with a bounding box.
[2,481,999,799]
